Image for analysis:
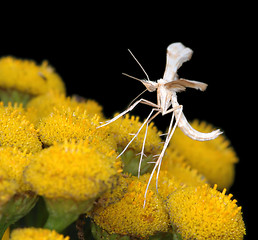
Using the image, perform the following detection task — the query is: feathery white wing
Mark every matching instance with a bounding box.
[163,42,193,82]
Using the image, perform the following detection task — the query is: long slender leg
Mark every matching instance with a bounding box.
[153,105,182,188]
[138,110,161,178]
[155,107,183,191]
[97,98,159,128]
[143,105,183,208]
[117,108,159,159]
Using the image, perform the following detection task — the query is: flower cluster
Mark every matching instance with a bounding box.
[0,56,245,239]
[167,184,245,239]
[10,228,70,240]
[90,174,170,238]
[0,56,65,105]
[169,119,238,189]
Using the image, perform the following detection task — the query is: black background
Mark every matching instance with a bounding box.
[0,5,255,238]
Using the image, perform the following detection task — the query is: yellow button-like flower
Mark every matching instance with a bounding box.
[26,91,104,126]
[0,56,65,96]
[37,106,115,149]
[167,184,246,239]
[108,114,162,175]
[0,147,31,192]
[90,174,170,239]
[109,114,162,155]
[139,171,184,201]
[0,103,42,153]
[10,228,70,240]
[24,139,121,201]
[169,120,238,189]
[0,168,18,206]
[162,149,207,187]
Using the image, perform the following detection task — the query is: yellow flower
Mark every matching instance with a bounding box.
[135,149,206,201]
[90,174,170,239]
[0,147,32,192]
[10,228,70,240]
[110,114,162,155]
[0,56,65,96]
[167,184,246,239]
[70,95,104,119]
[24,140,122,232]
[37,106,115,149]
[0,103,42,153]
[24,139,121,201]
[26,91,104,126]
[107,114,162,175]
[169,120,238,189]
[0,168,18,206]
[161,149,207,187]
[139,171,184,201]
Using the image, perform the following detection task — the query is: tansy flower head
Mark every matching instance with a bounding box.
[24,139,121,201]
[0,168,18,206]
[139,168,204,204]
[137,150,206,201]
[0,56,65,105]
[110,114,162,155]
[169,120,238,189]
[167,184,246,239]
[139,171,184,201]
[161,150,207,187]
[0,147,32,192]
[10,228,70,240]
[0,57,65,95]
[37,106,115,149]
[90,174,170,239]
[71,95,104,119]
[24,140,121,232]
[26,91,104,126]
[108,114,162,175]
[0,102,42,153]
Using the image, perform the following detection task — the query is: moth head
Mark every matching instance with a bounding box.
[140,80,158,92]
[122,73,158,92]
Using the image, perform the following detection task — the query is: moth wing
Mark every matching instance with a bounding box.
[165,79,208,92]
[163,42,193,82]
[164,81,186,92]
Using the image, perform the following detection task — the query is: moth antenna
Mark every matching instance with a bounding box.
[122,72,143,82]
[128,49,150,81]
[122,73,148,107]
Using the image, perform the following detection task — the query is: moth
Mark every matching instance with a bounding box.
[98,42,222,206]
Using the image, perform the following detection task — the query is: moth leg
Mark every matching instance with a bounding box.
[143,105,183,208]
[97,98,158,128]
[117,108,159,159]
[157,104,182,138]
[155,106,183,191]
[138,110,160,178]
[163,104,182,115]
